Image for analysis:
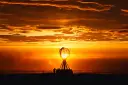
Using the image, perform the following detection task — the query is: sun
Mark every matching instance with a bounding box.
[61,53,69,59]
[59,47,70,60]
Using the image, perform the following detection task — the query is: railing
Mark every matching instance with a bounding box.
[0,70,118,74]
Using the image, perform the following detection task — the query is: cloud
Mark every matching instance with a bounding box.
[0,24,9,30]
[121,9,128,13]
[0,26,127,42]
[0,34,57,42]
[121,9,128,16]
[0,0,127,42]
[0,1,113,12]
[0,0,125,29]
[118,30,128,33]
[115,26,128,33]
[37,25,63,29]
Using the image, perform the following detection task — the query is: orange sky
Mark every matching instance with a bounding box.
[0,0,128,74]
[1,41,127,59]
[0,41,128,73]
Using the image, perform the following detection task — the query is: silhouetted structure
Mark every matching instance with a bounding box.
[53,47,73,76]
[60,60,69,70]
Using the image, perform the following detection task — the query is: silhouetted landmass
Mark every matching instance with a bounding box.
[1,73,128,84]
[1,58,128,74]
[1,58,128,84]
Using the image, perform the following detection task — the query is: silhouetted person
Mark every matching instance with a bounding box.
[53,68,56,73]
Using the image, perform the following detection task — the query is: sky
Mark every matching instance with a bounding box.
[0,0,128,73]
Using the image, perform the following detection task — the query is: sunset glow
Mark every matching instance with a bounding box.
[0,0,128,74]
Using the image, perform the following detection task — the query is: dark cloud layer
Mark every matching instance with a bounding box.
[0,0,128,41]
[0,0,127,28]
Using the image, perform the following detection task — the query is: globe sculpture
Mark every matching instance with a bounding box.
[59,47,70,70]
[53,47,73,75]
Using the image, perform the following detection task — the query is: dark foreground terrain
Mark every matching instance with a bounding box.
[0,73,128,84]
